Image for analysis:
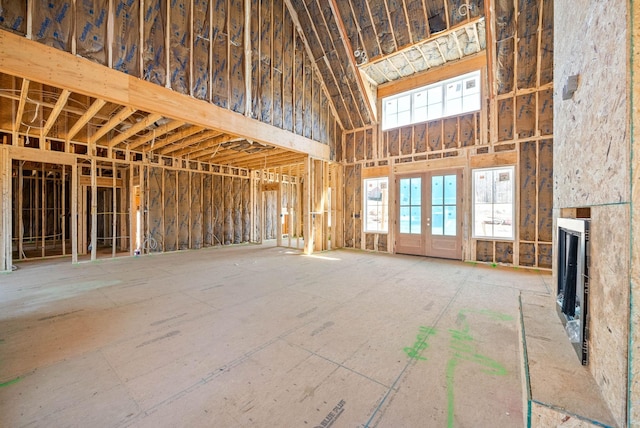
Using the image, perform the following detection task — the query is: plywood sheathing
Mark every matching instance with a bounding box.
[554,1,630,424]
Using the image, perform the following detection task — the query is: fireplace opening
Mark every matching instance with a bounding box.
[557,218,590,365]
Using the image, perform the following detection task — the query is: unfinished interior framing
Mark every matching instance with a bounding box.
[2,0,640,426]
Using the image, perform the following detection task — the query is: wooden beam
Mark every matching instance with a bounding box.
[377,52,486,98]
[90,106,136,144]
[127,119,185,150]
[108,113,163,148]
[42,89,71,137]
[66,98,107,141]
[14,78,29,133]
[0,30,330,160]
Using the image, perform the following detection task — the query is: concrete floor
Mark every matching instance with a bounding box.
[0,244,552,427]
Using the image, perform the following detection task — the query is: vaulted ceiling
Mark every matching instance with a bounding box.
[288,0,486,128]
[0,0,488,170]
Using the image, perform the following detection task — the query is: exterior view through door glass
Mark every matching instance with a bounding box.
[396,169,462,259]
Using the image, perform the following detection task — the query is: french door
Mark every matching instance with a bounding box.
[395,169,463,259]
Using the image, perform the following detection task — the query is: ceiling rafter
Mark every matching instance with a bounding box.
[89,106,136,144]
[65,98,106,141]
[328,0,376,123]
[171,133,234,158]
[108,113,163,148]
[42,89,70,137]
[284,0,346,131]
[127,119,185,150]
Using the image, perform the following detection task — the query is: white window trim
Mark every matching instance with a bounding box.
[472,166,515,240]
[382,70,481,131]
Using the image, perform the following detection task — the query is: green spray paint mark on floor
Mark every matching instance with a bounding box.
[403,326,437,360]
[446,309,512,428]
[0,377,21,388]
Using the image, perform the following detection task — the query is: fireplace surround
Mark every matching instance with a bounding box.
[556,218,590,365]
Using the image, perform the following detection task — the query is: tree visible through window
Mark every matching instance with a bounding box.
[382,70,481,130]
[473,167,514,239]
[364,177,389,233]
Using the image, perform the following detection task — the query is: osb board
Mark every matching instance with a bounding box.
[414,123,427,153]
[518,242,535,267]
[476,240,493,262]
[587,205,630,426]
[495,242,513,264]
[519,141,537,242]
[164,170,178,251]
[537,139,553,242]
[516,94,535,139]
[554,0,629,207]
[522,293,618,428]
[443,117,458,150]
[530,402,603,428]
[538,89,553,136]
[400,126,413,156]
[497,98,514,142]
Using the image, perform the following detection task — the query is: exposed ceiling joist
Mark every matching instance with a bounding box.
[90,106,136,144]
[65,98,106,141]
[173,134,234,158]
[14,78,29,133]
[159,129,224,155]
[127,119,184,150]
[42,89,70,137]
[108,113,163,148]
[143,125,205,152]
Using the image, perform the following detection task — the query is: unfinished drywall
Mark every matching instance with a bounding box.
[554,1,630,425]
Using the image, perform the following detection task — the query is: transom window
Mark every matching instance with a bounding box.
[382,70,481,130]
